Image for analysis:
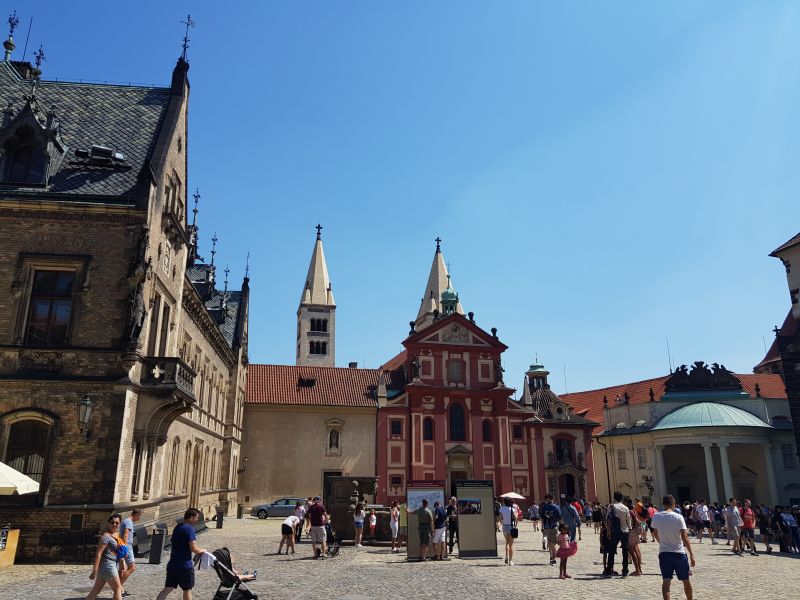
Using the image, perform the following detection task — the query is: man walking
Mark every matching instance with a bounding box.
[651,495,696,600]
[540,494,561,565]
[306,496,328,558]
[723,498,742,555]
[446,497,459,553]
[605,491,632,577]
[156,508,207,600]
[562,497,581,542]
[418,498,435,561]
[432,500,447,560]
[119,508,141,597]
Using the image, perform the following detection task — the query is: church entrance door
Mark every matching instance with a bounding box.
[558,473,576,499]
[450,470,468,498]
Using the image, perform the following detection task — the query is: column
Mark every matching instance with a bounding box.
[763,444,779,506]
[701,442,719,503]
[655,445,667,500]
[718,442,734,502]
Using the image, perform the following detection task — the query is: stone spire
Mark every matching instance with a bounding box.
[296,225,336,366]
[415,237,463,330]
[300,224,335,307]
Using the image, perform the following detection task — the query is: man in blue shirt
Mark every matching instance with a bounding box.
[562,497,581,542]
[540,494,562,565]
[156,508,207,600]
[433,501,448,560]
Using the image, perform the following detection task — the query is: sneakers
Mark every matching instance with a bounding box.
[509,560,514,566]
[356,544,363,548]
[122,592,132,598]
[550,559,557,566]
[504,557,508,564]
[542,541,546,550]
[711,540,718,545]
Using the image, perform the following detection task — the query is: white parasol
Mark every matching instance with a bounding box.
[0,461,40,495]
[500,492,525,500]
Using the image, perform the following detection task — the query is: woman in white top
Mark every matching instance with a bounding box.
[499,497,517,566]
[390,500,400,552]
[279,515,300,555]
[353,502,366,548]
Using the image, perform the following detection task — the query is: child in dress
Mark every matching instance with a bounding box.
[556,523,577,579]
[369,509,377,541]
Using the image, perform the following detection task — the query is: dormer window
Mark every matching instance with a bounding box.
[2,125,47,184]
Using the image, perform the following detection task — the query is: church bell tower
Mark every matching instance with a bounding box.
[296,225,336,367]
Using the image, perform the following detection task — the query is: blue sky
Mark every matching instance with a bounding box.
[23,1,800,393]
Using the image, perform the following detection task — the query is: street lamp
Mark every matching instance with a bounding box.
[77,394,93,441]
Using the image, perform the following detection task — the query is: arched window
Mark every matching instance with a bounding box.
[210,449,217,490]
[423,417,434,441]
[482,419,493,442]
[449,403,466,441]
[182,441,192,493]
[203,447,210,490]
[3,417,52,483]
[167,438,180,494]
[231,452,238,489]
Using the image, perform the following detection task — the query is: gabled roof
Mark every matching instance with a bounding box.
[770,232,800,257]
[246,364,383,407]
[405,312,507,350]
[0,61,171,200]
[562,372,786,431]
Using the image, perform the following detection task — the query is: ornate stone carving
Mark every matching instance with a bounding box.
[442,324,469,343]
[664,361,742,392]
[18,350,63,374]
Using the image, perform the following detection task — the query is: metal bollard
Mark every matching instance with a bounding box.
[216,508,224,529]
[237,504,244,519]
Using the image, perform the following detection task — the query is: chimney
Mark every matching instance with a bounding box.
[348,362,358,369]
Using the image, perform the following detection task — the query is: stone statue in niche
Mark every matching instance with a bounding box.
[127,282,147,342]
[495,358,504,384]
[556,439,571,463]
[329,429,339,450]
[577,452,584,468]
[411,357,420,380]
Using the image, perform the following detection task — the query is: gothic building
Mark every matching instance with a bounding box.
[0,36,248,560]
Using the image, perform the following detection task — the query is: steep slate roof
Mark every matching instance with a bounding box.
[770,232,800,256]
[0,61,171,199]
[246,364,383,407]
[562,372,786,431]
[186,263,246,350]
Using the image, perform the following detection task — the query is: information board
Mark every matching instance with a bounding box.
[405,483,445,560]
[454,480,498,558]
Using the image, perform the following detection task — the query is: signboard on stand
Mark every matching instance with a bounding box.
[455,480,497,558]
[405,481,446,561]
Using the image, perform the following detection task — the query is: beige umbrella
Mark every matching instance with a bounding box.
[500,492,525,500]
[0,461,40,495]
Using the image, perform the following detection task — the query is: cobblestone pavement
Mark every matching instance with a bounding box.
[1,519,798,599]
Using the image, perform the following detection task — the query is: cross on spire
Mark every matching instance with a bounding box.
[245,251,250,278]
[180,14,196,60]
[316,224,322,240]
[210,232,218,266]
[435,237,441,252]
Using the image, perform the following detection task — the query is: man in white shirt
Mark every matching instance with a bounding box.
[694,500,716,544]
[651,495,696,600]
[604,491,632,578]
[723,498,742,555]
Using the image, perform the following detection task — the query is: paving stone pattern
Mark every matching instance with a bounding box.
[0,518,796,599]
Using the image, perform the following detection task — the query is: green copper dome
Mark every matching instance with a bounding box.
[652,402,771,431]
[441,286,457,302]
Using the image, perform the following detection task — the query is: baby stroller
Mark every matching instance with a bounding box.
[210,547,258,600]
[325,522,340,557]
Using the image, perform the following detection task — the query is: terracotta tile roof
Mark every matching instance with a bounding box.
[770,232,800,256]
[380,350,407,371]
[562,372,786,431]
[246,364,381,407]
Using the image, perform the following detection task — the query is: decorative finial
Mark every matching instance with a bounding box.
[191,188,200,227]
[535,352,539,363]
[224,265,230,293]
[245,251,250,278]
[773,325,780,336]
[180,14,196,60]
[7,10,18,37]
[603,395,608,406]
[33,44,45,70]
[754,382,761,398]
[316,223,322,240]
[435,237,441,252]
[210,232,218,266]
[649,387,655,402]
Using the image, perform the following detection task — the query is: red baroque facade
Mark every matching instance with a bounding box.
[376,312,598,505]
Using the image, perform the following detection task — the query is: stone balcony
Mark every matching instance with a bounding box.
[140,356,196,403]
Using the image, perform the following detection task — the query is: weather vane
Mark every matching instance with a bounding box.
[210,232,218,266]
[33,44,45,69]
[8,10,18,37]
[245,251,250,278]
[180,14,196,60]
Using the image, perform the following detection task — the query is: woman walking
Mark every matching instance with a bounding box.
[626,499,643,576]
[85,514,125,600]
[390,500,400,552]
[353,502,366,548]
[499,497,517,566]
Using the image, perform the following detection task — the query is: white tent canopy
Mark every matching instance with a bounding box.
[0,461,40,495]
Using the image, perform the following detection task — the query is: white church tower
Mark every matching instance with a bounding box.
[296,225,336,366]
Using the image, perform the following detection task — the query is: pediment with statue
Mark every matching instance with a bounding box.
[664,361,743,392]
[408,313,506,350]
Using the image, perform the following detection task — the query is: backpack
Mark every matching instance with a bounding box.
[607,506,623,536]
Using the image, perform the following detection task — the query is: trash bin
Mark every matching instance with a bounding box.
[237,504,244,519]
[216,507,224,529]
[149,527,166,564]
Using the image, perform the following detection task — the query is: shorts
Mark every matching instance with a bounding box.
[391,521,399,539]
[97,563,118,581]
[544,528,558,546]
[123,550,135,567]
[532,517,540,522]
[281,524,293,535]
[310,525,326,544]
[433,527,446,543]
[702,520,712,529]
[502,524,513,536]
[726,526,740,540]
[419,526,432,545]
[165,565,195,590]
[741,528,754,539]
[354,521,364,529]
[658,552,690,581]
